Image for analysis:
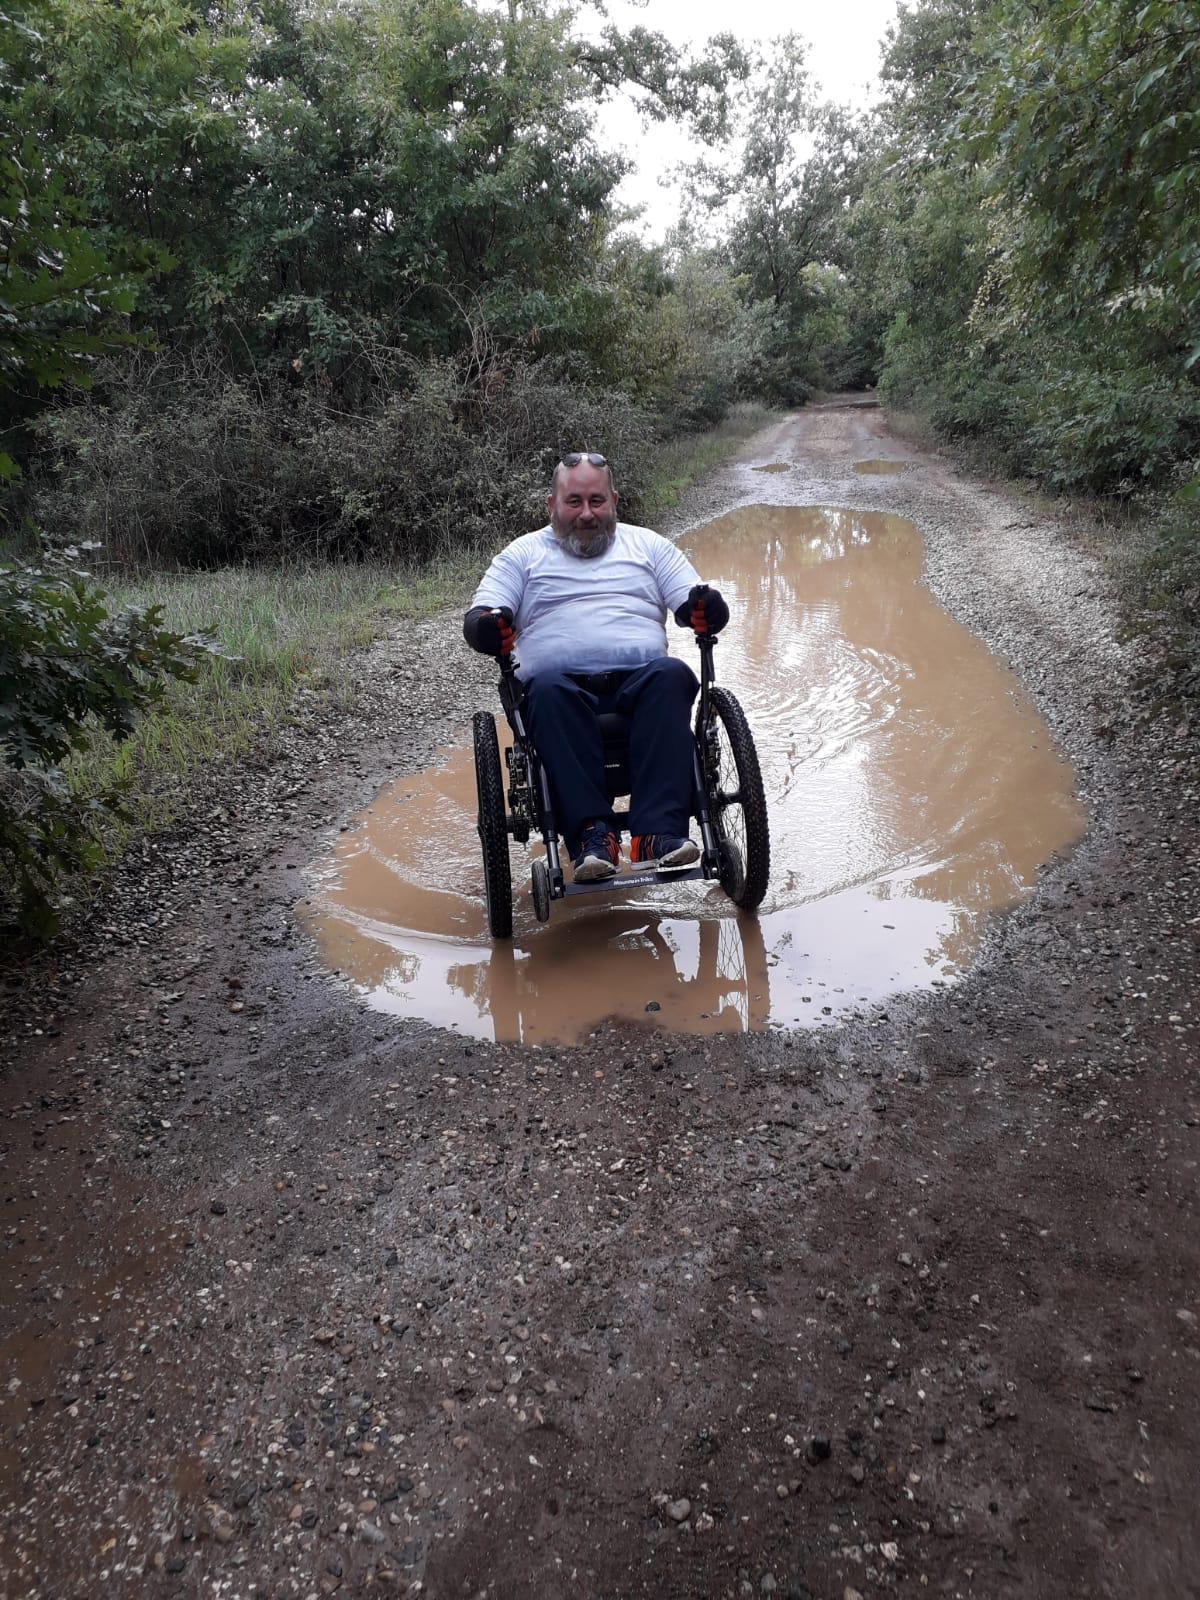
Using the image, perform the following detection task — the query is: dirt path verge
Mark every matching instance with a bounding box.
[2,400,1197,1599]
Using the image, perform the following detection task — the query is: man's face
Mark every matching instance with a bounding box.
[547,462,619,559]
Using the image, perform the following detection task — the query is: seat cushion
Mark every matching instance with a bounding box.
[597,712,630,744]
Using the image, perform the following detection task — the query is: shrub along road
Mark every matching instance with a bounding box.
[1,403,1198,1599]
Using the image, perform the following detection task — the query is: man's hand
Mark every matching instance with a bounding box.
[464,605,516,656]
[675,584,730,636]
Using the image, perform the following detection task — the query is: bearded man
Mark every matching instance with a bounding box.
[463,452,729,882]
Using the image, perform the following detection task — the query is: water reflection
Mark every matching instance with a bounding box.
[447,913,770,1045]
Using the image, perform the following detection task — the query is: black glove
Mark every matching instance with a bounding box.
[674,584,729,636]
[463,605,516,657]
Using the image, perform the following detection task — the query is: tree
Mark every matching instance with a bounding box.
[835,0,1200,494]
[10,0,249,338]
[686,37,869,399]
[11,0,750,381]
[879,0,988,150]
[0,5,165,485]
[2,6,218,934]
[964,0,1200,369]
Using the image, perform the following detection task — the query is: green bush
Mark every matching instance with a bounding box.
[1022,361,1200,495]
[921,359,1035,473]
[1,545,215,935]
[1137,486,1200,705]
[34,347,664,567]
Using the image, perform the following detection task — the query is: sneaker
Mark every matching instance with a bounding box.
[572,823,620,882]
[630,834,701,871]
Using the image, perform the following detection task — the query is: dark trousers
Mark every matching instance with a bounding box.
[522,657,700,854]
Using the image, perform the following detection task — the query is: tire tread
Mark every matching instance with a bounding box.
[473,711,513,938]
[705,687,770,910]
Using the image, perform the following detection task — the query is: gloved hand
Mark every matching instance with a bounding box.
[675,583,729,636]
[464,605,516,657]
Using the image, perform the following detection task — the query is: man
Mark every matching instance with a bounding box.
[463,451,729,881]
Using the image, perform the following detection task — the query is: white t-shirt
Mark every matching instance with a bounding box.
[471,523,700,681]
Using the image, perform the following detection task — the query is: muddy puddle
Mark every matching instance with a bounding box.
[853,459,907,475]
[754,463,791,473]
[302,506,1084,1044]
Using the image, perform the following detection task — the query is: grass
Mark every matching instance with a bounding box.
[66,554,479,838]
[879,406,941,455]
[641,404,778,524]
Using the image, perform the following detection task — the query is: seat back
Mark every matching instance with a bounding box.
[598,712,631,799]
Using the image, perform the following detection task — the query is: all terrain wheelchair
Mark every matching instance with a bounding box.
[471,595,771,938]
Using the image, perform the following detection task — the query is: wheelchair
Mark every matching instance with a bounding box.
[471,611,771,939]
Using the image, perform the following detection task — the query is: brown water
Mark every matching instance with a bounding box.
[853,459,908,475]
[302,506,1084,1044]
[753,462,792,473]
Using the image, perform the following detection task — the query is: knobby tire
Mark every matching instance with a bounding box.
[704,686,770,911]
[473,711,513,939]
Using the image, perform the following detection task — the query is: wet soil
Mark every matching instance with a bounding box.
[2,396,1198,1600]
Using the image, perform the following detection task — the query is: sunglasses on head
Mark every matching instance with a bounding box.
[560,452,608,469]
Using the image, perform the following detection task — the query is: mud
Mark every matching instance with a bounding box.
[2,395,1198,1600]
[306,507,1081,1045]
[852,459,908,476]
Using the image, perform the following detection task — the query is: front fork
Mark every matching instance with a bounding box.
[694,635,722,875]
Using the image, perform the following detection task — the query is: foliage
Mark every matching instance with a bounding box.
[9,0,748,380]
[1138,491,1200,707]
[879,0,987,147]
[0,6,166,484]
[33,341,662,565]
[964,0,1200,370]
[7,0,773,566]
[823,0,1200,700]
[604,236,773,427]
[838,0,1200,491]
[688,37,870,402]
[0,545,216,934]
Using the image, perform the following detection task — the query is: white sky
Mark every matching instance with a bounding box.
[582,0,900,238]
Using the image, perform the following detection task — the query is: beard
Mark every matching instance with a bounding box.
[551,508,618,560]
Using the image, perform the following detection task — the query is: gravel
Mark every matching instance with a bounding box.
[1,399,1197,1598]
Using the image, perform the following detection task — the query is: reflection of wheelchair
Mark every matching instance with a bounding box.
[456,906,771,1042]
[471,618,770,938]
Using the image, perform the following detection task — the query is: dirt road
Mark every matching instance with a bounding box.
[3,400,1198,1599]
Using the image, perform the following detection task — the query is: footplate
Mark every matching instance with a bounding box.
[561,865,710,898]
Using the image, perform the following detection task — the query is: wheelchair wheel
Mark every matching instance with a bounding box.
[701,687,770,910]
[531,858,551,923]
[473,711,513,939]
[716,835,746,904]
